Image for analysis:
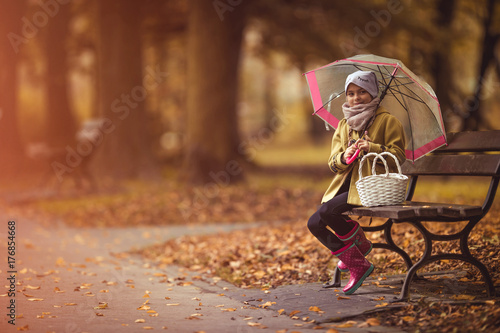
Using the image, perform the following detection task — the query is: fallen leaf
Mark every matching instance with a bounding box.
[337,296,350,300]
[289,310,301,317]
[26,285,41,290]
[135,319,146,323]
[55,257,66,267]
[450,295,476,301]
[28,298,44,302]
[178,281,193,286]
[358,317,381,327]
[260,301,275,308]
[253,270,266,279]
[336,320,357,328]
[94,302,108,310]
[309,306,323,312]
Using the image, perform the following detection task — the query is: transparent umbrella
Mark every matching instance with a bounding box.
[304,54,447,162]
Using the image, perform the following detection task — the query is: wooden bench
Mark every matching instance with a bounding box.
[326,130,500,301]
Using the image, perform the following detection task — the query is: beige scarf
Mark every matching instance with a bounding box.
[342,97,380,132]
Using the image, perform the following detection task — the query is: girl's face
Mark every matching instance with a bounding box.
[346,83,373,107]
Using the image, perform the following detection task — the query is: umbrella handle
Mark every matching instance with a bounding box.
[346,149,360,164]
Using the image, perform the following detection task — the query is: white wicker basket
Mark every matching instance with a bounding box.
[355,152,408,207]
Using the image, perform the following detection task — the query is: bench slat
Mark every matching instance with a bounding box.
[348,201,482,220]
[348,202,438,220]
[402,154,500,176]
[439,131,500,153]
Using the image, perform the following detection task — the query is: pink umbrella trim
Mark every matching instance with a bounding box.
[304,70,340,128]
[406,135,447,161]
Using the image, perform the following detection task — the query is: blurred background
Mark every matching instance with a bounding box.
[0,0,499,197]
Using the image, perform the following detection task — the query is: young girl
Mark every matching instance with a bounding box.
[307,70,406,295]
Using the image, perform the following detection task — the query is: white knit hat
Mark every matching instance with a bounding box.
[344,70,379,98]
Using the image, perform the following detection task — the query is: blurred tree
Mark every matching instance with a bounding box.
[0,0,27,176]
[90,0,159,180]
[182,0,248,184]
[45,1,77,147]
[430,0,456,131]
[246,0,409,141]
[463,0,500,130]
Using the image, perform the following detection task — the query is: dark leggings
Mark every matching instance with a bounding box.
[307,184,356,252]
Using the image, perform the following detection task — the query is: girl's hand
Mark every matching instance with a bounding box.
[356,132,372,153]
[343,143,358,163]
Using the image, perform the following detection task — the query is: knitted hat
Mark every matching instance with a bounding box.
[344,71,379,98]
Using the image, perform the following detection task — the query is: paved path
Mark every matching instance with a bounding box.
[1,212,475,333]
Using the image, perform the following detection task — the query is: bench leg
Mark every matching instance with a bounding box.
[363,219,414,271]
[389,220,434,302]
[460,223,496,298]
[322,266,342,288]
[392,219,496,302]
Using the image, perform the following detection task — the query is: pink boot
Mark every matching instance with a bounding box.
[332,242,374,295]
[336,220,372,272]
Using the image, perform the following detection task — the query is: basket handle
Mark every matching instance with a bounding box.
[372,152,403,175]
[357,152,388,180]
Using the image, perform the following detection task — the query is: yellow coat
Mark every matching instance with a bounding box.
[322,106,406,205]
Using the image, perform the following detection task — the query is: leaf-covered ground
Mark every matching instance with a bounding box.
[6,171,500,332]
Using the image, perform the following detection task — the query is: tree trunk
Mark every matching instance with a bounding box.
[183,0,248,184]
[90,0,159,180]
[0,0,27,176]
[45,1,77,147]
[463,0,499,131]
[431,0,455,131]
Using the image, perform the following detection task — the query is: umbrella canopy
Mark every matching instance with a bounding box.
[304,54,447,162]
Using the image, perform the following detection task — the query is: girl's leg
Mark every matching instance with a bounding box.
[307,210,344,252]
[317,191,356,236]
